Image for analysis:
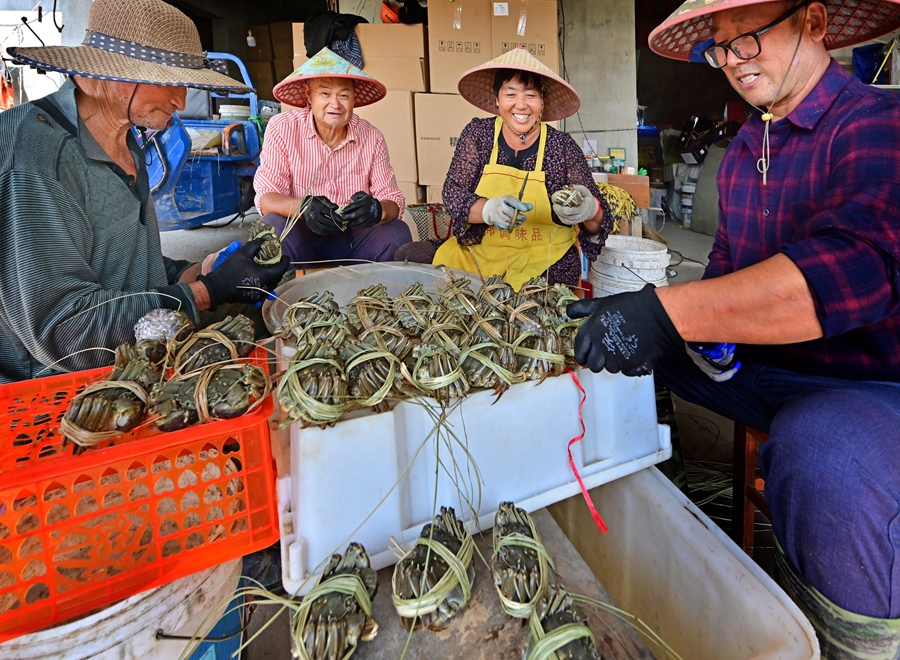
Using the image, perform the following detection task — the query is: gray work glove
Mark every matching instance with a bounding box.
[552,185,599,226]
[482,195,533,231]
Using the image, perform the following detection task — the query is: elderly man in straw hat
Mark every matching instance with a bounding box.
[568,1,900,655]
[0,0,290,384]
[253,48,411,267]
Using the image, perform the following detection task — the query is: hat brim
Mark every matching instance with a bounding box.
[272,72,386,108]
[7,45,253,94]
[649,0,900,61]
[457,60,580,122]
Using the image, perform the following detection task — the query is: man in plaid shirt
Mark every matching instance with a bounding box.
[569,1,900,654]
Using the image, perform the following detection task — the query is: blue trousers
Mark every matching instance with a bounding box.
[655,346,900,618]
[263,212,412,267]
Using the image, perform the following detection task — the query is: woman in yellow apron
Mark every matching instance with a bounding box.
[431,48,615,291]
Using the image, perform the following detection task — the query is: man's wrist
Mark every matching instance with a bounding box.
[188,279,211,312]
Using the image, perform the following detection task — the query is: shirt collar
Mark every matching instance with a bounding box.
[50,78,80,132]
[782,59,851,131]
[735,58,852,145]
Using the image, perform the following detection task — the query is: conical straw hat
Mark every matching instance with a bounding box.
[649,0,900,61]
[273,48,387,108]
[6,0,251,93]
[457,47,580,122]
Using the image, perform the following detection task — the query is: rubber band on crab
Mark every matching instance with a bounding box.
[277,354,348,429]
[524,585,600,660]
[551,186,585,209]
[491,502,555,619]
[391,507,475,632]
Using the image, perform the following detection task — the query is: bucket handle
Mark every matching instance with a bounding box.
[155,599,256,642]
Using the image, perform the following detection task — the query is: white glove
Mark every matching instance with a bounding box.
[686,342,741,382]
[552,185,599,226]
[482,195,533,231]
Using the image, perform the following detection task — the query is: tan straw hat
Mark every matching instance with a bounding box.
[6,0,251,93]
[273,48,387,108]
[650,0,900,61]
[457,47,580,122]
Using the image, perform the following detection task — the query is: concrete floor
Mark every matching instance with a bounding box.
[158,218,759,657]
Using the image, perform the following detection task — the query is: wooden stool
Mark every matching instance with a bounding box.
[731,423,771,556]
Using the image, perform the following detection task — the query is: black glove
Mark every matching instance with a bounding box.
[303,196,342,235]
[566,284,682,376]
[339,191,382,230]
[197,238,291,310]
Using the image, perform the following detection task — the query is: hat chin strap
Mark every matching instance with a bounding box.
[743,8,806,186]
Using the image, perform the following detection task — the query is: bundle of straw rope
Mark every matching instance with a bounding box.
[596,183,637,234]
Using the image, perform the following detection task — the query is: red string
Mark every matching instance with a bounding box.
[565,369,608,533]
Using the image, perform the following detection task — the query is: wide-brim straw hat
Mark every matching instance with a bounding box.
[457,47,580,122]
[650,0,900,61]
[7,0,250,93]
[273,48,387,108]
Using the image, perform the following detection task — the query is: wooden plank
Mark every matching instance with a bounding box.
[354,508,654,659]
[607,173,651,209]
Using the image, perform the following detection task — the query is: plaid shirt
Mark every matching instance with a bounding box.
[707,60,900,381]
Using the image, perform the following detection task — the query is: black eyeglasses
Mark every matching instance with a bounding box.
[703,1,808,68]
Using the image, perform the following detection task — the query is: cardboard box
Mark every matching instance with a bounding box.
[270,21,294,60]
[292,23,428,92]
[415,93,493,186]
[607,173,650,209]
[354,91,418,183]
[246,60,275,101]
[246,24,273,61]
[398,181,425,205]
[427,185,443,204]
[273,58,295,84]
[428,0,493,94]
[491,0,560,73]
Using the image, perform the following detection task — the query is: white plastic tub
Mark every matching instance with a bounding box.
[264,264,671,596]
[0,559,242,660]
[550,468,820,660]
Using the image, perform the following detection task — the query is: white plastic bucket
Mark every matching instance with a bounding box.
[0,559,242,660]
[590,236,669,297]
[589,269,667,298]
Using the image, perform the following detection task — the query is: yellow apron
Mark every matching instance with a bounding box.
[433,117,576,291]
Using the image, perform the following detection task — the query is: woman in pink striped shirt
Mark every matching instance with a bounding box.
[254,48,411,266]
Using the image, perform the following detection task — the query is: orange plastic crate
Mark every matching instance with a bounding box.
[0,349,278,642]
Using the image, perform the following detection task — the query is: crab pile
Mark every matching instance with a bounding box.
[276,275,585,428]
[62,310,270,450]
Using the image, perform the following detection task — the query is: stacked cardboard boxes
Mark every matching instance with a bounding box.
[428,0,560,94]
[418,0,560,199]
[283,2,560,234]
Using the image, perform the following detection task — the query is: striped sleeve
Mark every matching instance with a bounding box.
[367,127,405,218]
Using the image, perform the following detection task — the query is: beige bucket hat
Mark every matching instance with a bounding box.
[6,0,251,93]
[650,0,900,61]
[272,48,387,108]
[456,47,581,122]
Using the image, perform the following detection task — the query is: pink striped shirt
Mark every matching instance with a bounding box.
[253,107,405,216]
